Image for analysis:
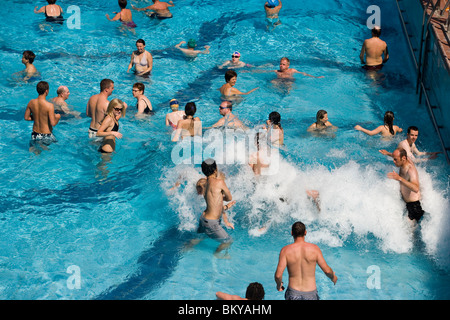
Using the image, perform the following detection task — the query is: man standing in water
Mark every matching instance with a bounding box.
[132,0,174,19]
[24,81,61,146]
[275,57,323,79]
[359,26,389,71]
[387,148,424,224]
[86,79,114,138]
[379,126,440,163]
[197,159,235,257]
[274,221,337,300]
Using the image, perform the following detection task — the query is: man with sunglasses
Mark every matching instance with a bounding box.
[210,101,247,130]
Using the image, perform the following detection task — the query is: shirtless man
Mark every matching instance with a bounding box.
[21,50,38,82]
[132,0,174,19]
[379,126,440,163]
[274,221,337,300]
[211,101,247,130]
[175,39,210,58]
[50,85,80,117]
[359,26,389,71]
[86,79,114,138]
[275,57,323,79]
[219,69,258,99]
[197,159,235,255]
[387,148,424,224]
[24,81,61,146]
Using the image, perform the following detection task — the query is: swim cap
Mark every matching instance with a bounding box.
[169,99,179,109]
[233,51,241,57]
[187,39,197,48]
[266,0,279,8]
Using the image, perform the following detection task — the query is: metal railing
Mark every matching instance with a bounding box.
[396,0,450,163]
[440,0,450,31]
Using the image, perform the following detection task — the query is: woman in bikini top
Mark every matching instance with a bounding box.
[97,99,126,140]
[106,0,137,28]
[127,39,153,76]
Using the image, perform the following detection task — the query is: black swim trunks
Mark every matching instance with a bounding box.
[31,131,57,142]
[363,64,383,71]
[406,201,424,221]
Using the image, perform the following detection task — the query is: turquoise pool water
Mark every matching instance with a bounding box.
[0,0,449,300]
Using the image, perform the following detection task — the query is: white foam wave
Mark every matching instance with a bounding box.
[162,132,449,266]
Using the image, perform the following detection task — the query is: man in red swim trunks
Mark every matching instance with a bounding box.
[359,26,389,71]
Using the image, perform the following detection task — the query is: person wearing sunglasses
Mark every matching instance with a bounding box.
[97,99,127,153]
[218,51,251,69]
[132,82,153,116]
[210,100,247,130]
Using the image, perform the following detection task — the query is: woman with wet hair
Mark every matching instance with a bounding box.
[265,111,284,146]
[354,111,403,137]
[34,0,64,23]
[307,109,335,132]
[171,102,202,141]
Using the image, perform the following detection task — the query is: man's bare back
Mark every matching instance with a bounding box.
[25,97,60,134]
[203,174,232,220]
[360,28,389,67]
[24,82,60,135]
[275,222,337,299]
[280,241,323,291]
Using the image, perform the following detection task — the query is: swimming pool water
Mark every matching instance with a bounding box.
[0,0,449,300]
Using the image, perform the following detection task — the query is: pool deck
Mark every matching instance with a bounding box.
[422,0,450,72]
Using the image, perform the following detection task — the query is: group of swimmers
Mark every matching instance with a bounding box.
[24,0,443,301]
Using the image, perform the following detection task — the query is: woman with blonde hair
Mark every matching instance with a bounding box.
[354,111,402,137]
[97,99,126,153]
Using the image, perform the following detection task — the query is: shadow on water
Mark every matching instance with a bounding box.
[96,227,192,300]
